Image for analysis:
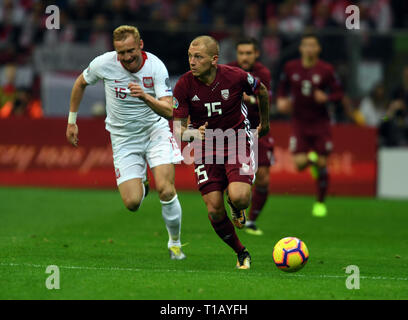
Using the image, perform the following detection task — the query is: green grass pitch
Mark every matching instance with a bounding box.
[1,186,407,300]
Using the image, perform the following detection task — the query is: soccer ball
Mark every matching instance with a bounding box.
[272,237,309,272]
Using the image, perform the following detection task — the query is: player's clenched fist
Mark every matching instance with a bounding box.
[66,123,79,147]
[128,82,146,100]
[257,122,270,138]
[197,122,208,140]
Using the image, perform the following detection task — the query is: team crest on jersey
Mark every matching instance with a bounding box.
[221,89,229,100]
[143,77,154,88]
[312,74,321,84]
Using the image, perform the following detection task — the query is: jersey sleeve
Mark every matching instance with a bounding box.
[153,57,173,99]
[242,71,261,96]
[82,55,104,85]
[172,76,190,119]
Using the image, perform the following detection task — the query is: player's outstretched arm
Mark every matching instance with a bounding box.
[128,83,173,119]
[66,74,88,147]
[255,82,270,138]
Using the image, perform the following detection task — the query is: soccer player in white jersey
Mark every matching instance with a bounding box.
[66,25,186,260]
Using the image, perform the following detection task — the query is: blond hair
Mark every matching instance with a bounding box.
[113,25,141,42]
[190,35,219,56]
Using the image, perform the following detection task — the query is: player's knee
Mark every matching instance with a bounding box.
[157,184,176,202]
[295,158,308,171]
[229,191,251,210]
[206,202,225,220]
[123,197,142,212]
[255,171,269,187]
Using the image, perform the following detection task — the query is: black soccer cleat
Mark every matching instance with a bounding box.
[236,249,251,269]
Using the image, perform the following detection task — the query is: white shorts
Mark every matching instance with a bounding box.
[110,118,183,185]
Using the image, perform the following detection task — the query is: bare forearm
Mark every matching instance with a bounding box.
[143,95,173,119]
[70,75,88,112]
[257,85,270,125]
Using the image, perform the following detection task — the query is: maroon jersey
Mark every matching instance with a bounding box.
[227,61,272,129]
[173,64,261,131]
[173,64,261,162]
[277,59,343,132]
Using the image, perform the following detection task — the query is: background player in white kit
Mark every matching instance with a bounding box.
[66,25,186,260]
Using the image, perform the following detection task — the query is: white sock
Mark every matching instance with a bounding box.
[160,194,182,248]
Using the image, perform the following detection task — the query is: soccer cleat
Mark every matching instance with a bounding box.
[168,245,186,260]
[236,249,251,269]
[312,202,327,217]
[245,221,264,236]
[227,196,247,229]
[308,151,319,180]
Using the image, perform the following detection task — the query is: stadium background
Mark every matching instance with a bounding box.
[1,0,407,198]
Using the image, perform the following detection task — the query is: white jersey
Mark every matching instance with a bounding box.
[82,50,172,135]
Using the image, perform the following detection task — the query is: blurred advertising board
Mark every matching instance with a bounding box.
[0,119,377,196]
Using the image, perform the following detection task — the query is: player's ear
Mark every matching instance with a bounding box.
[212,55,218,66]
[139,39,144,50]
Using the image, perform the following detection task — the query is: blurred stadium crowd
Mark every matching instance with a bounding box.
[1,0,408,146]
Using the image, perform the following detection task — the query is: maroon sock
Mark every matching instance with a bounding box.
[249,186,268,221]
[209,213,245,254]
[317,167,329,202]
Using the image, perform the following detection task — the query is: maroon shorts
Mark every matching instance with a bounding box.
[289,131,333,156]
[193,155,255,196]
[256,134,275,167]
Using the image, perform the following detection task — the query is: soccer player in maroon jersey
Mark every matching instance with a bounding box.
[173,35,270,269]
[277,33,343,217]
[228,38,274,236]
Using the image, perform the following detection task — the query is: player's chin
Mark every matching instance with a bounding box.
[240,63,250,71]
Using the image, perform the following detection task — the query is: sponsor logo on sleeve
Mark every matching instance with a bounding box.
[247,73,255,86]
[173,97,179,109]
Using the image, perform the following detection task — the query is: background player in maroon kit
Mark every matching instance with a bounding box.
[277,33,343,217]
[173,35,270,269]
[228,38,274,236]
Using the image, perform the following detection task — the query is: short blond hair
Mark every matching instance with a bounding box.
[190,35,219,56]
[113,25,141,42]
